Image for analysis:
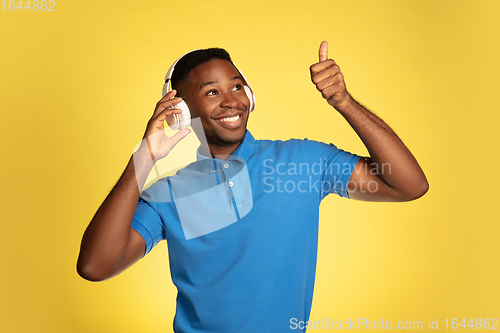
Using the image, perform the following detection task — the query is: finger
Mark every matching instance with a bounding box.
[320,84,344,100]
[311,62,341,84]
[160,89,177,102]
[157,97,182,110]
[169,128,191,146]
[148,109,183,133]
[310,59,337,77]
[153,107,183,123]
[319,41,329,62]
[315,74,342,92]
[153,97,183,117]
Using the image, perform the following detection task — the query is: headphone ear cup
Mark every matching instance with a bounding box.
[165,107,179,130]
[244,85,255,112]
[177,100,191,129]
[165,100,191,130]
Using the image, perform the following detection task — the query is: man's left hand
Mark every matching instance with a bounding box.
[310,41,350,108]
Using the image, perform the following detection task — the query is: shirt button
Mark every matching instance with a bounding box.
[223,163,229,169]
[228,181,234,187]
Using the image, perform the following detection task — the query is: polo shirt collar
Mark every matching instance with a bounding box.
[232,130,255,161]
[196,130,255,174]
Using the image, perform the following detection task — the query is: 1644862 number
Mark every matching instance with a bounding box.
[2,0,56,11]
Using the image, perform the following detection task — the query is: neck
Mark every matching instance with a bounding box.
[199,141,242,160]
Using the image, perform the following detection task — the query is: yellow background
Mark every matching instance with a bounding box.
[1,0,498,331]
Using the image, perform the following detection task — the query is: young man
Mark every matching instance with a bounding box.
[77,42,428,332]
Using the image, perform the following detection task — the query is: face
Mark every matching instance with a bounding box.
[179,59,251,148]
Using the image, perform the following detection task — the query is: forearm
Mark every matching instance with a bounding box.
[336,94,428,198]
[77,151,153,279]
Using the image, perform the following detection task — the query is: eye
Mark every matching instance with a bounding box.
[231,84,242,92]
[206,89,218,96]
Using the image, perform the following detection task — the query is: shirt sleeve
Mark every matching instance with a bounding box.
[131,183,167,256]
[300,139,362,200]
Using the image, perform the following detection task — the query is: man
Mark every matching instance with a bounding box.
[77,42,428,332]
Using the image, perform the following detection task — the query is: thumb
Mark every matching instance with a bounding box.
[319,41,328,62]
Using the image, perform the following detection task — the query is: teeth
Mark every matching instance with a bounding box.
[217,115,239,123]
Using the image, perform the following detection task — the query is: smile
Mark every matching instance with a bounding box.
[215,115,241,123]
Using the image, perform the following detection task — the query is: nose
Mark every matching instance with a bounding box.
[220,92,239,109]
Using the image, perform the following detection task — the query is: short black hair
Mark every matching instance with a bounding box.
[171,48,234,90]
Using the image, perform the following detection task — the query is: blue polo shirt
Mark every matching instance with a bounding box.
[131,131,361,333]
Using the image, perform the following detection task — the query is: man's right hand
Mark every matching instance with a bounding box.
[138,89,191,162]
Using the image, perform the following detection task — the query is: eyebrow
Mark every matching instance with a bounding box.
[199,76,241,90]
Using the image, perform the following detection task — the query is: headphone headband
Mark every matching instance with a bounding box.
[163,49,203,93]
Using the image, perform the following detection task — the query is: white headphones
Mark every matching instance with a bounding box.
[162,49,256,130]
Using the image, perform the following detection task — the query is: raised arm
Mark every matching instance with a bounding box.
[310,41,428,202]
[77,90,190,281]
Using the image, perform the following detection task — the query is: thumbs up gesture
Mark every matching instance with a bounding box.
[310,41,350,108]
